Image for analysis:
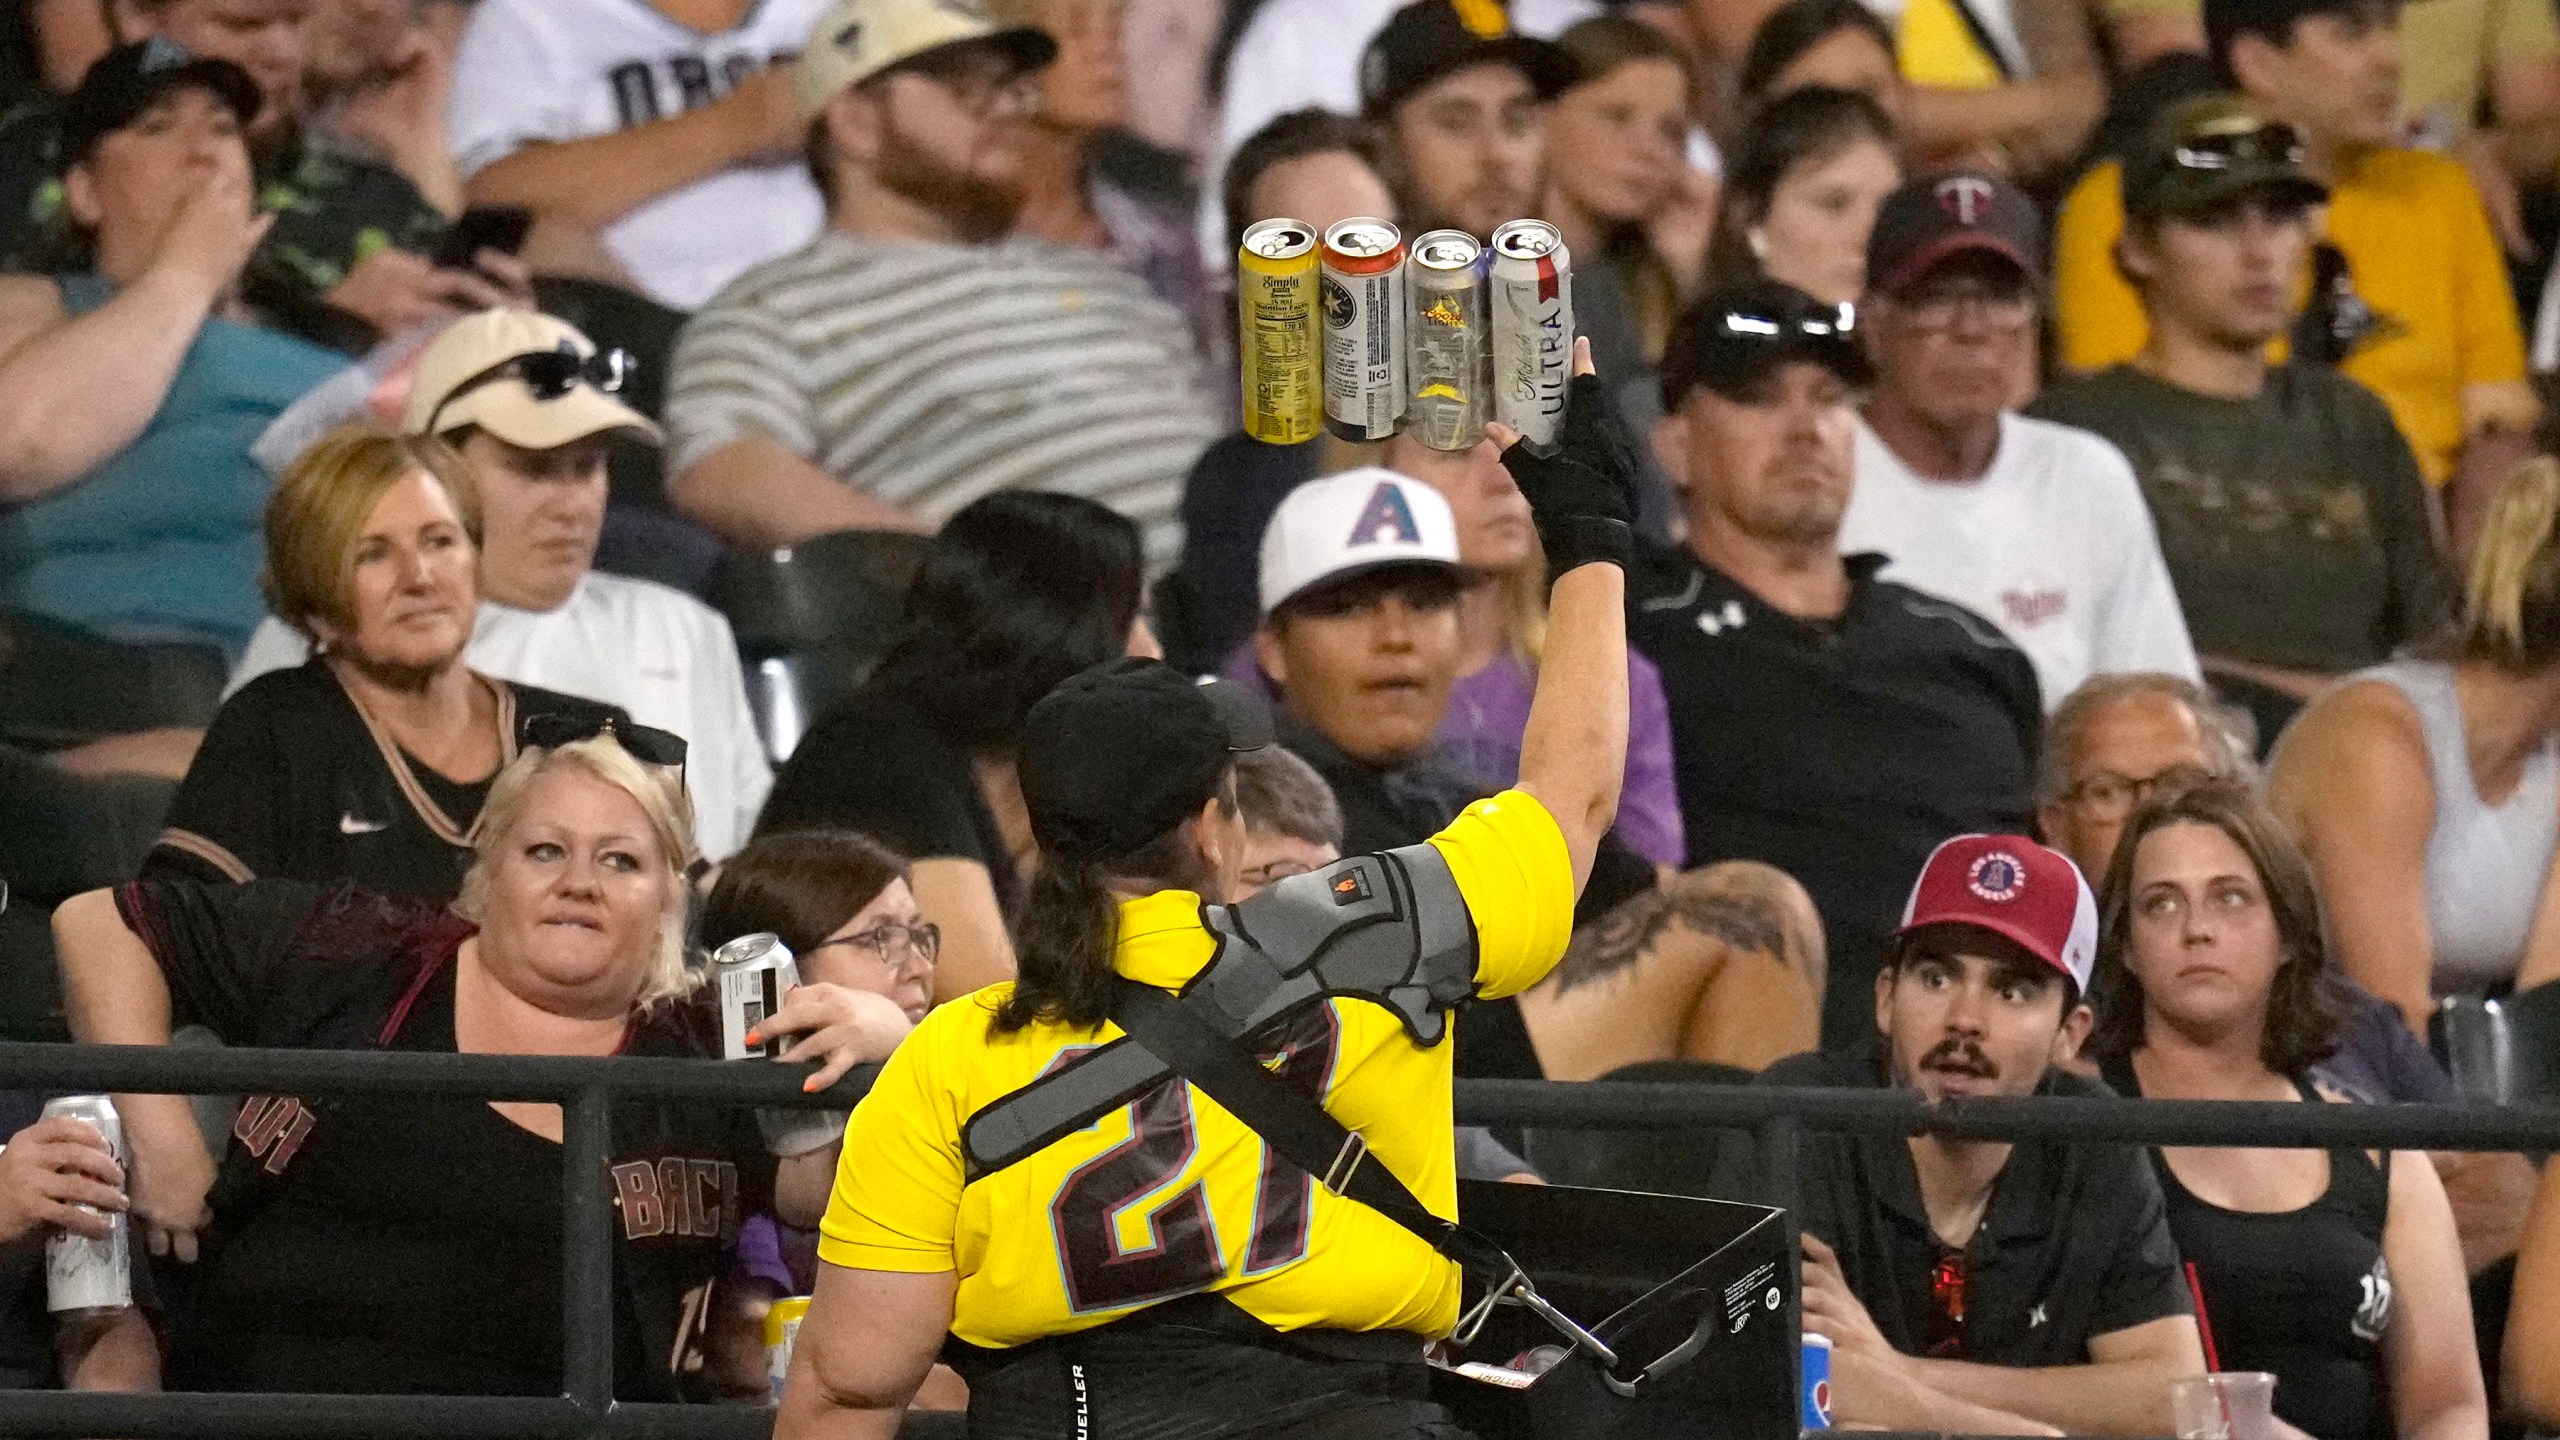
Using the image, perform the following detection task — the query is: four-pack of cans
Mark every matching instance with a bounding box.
[1239,216,1575,452]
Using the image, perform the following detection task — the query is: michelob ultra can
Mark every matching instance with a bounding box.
[1489,219,1574,448]
[1406,229,1487,451]
[712,932,800,1061]
[766,1294,811,1402]
[1318,217,1406,443]
[41,1094,129,1316]
[1238,218,1324,446]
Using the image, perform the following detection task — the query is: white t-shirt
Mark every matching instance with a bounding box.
[447,0,830,311]
[1841,412,2201,711]
[228,573,774,860]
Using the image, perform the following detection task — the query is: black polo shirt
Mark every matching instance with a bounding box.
[1626,543,2042,1048]
[1763,1048,2190,1366]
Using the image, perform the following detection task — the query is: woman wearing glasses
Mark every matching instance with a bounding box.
[146,425,625,899]
[52,731,868,1402]
[696,827,940,1394]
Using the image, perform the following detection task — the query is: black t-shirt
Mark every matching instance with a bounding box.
[2028,364,2450,674]
[1626,546,2042,1049]
[755,688,1020,909]
[2103,1061,2392,1440]
[1761,1048,2191,1366]
[143,661,624,900]
[113,879,770,1402]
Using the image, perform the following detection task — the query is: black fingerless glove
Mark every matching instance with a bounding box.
[1496,372,1642,581]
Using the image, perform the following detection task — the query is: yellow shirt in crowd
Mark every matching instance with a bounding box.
[2051,146,2528,484]
[817,789,1575,1351]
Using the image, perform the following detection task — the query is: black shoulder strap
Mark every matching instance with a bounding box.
[1108,977,1509,1278]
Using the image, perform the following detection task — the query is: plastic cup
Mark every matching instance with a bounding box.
[2171,1372,2277,1440]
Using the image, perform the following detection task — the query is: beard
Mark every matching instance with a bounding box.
[875,116,1023,243]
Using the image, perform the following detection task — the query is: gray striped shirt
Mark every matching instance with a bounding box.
[667,229,1220,568]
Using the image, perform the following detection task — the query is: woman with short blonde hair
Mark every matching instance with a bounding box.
[52,730,879,1402]
[2271,455,2560,1033]
[146,423,626,898]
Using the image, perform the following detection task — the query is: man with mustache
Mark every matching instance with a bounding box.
[664,0,1218,568]
[1634,279,2041,1051]
[1763,834,2208,1434]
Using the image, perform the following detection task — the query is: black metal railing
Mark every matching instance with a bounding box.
[0,1042,2550,1437]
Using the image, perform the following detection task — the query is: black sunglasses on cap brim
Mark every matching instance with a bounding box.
[425,342,637,433]
[2171,120,2307,174]
[522,712,689,770]
[1690,291,1875,394]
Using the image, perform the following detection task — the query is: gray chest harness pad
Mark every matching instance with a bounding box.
[959,842,1478,1182]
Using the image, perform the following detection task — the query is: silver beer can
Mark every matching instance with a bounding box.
[712,933,801,1061]
[41,1094,129,1315]
[1318,217,1407,443]
[1489,219,1574,448]
[1406,229,1487,451]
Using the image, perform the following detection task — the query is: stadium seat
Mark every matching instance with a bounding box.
[718,529,932,763]
[1519,1059,1760,1201]
[2432,983,2560,1105]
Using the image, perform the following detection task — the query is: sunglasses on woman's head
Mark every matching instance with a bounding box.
[425,342,637,432]
[2171,122,2305,174]
[522,712,689,769]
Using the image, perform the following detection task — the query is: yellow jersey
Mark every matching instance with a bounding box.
[2050,147,2527,485]
[817,789,1575,1350]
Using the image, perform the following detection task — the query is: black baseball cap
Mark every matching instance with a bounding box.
[1866,171,2044,296]
[2203,0,2411,66]
[1359,0,1574,120]
[2122,93,2329,221]
[60,39,262,167]
[1660,279,1874,407]
[1019,659,1275,863]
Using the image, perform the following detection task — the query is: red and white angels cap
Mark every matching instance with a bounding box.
[1896,834,2098,994]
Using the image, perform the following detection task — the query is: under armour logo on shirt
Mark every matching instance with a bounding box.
[1348,481,1421,548]
[2028,1303,2048,1329]
[1696,600,1747,636]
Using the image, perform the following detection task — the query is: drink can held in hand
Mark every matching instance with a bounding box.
[1799,1332,1833,1430]
[712,932,800,1061]
[1319,218,1406,443]
[766,1294,811,1403]
[1489,219,1573,448]
[41,1094,128,1316]
[1406,229,1487,451]
[1239,219,1324,446]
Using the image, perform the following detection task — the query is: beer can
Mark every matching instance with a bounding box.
[1318,218,1406,443]
[41,1095,128,1316]
[1800,1332,1834,1430]
[1489,219,1574,448]
[766,1294,811,1403]
[712,932,801,1061]
[1238,218,1324,446]
[1406,229,1487,451]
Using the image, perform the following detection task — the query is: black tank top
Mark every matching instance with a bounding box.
[2104,1059,2394,1440]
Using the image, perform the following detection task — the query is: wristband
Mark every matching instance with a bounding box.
[1539,515,1631,579]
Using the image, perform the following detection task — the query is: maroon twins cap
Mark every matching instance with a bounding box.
[1865,171,2044,298]
[1895,834,2098,994]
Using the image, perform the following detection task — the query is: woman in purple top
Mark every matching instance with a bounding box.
[1226,433,1688,867]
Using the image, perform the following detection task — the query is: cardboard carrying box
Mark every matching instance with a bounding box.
[1430,1179,1799,1440]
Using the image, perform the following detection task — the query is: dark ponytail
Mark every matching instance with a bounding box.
[993,775,1239,1034]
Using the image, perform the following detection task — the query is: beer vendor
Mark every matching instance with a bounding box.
[774,344,1636,1440]
[48,729,881,1398]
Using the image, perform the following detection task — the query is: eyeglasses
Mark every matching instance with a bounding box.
[2170,120,2306,175]
[1241,858,1317,888]
[522,712,690,771]
[809,921,941,973]
[1892,283,2036,334]
[2060,764,2218,821]
[881,48,1041,118]
[425,342,637,433]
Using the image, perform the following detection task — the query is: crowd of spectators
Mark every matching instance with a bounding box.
[4,0,2560,1429]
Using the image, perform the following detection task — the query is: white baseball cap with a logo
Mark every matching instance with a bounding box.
[1257,468,1465,617]
[797,0,1059,119]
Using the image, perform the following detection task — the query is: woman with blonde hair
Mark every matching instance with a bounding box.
[51,732,878,1399]
[2271,455,2560,1035]
[145,424,624,898]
